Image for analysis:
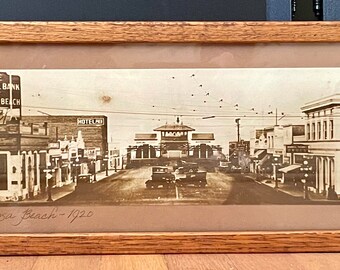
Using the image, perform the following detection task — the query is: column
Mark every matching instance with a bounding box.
[334,152,340,194]
[324,157,329,191]
[320,157,325,194]
[316,157,319,193]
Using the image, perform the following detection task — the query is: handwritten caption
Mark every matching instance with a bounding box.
[0,208,94,226]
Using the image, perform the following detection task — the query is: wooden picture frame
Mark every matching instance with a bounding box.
[1,21,340,255]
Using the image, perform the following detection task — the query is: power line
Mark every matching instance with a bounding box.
[23,105,308,119]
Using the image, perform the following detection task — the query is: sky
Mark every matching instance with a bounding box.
[3,68,340,153]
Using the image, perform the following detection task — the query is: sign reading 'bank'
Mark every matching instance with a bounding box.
[0,72,21,109]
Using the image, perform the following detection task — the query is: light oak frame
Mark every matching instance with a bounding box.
[1,21,340,254]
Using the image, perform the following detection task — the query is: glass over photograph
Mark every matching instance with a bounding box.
[1,68,340,206]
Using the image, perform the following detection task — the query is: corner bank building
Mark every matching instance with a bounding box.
[301,94,340,195]
[0,72,50,201]
[0,72,109,201]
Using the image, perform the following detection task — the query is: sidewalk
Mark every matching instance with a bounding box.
[3,169,123,205]
[27,182,76,203]
[246,173,336,202]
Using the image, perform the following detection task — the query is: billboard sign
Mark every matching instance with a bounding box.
[286,144,309,153]
[0,72,21,124]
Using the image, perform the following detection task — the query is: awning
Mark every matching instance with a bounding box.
[279,164,301,173]
[252,150,265,159]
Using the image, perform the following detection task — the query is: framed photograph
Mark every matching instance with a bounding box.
[1,22,340,255]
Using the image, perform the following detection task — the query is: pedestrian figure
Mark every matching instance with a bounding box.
[328,185,338,200]
[332,186,339,200]
[46,176,53,202]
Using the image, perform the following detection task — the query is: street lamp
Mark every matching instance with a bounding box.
[71,157,81,183]
[91,159,97,182]
[272,156,282,189]
[75,157,81,181]
[300,159,311,200]
[103,154,109,176]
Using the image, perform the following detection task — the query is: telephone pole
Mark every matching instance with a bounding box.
[235,118,240,143]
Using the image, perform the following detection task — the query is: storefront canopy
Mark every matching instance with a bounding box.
[279,164,301,173]
[252,150,266,159]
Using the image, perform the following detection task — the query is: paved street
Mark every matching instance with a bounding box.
[56,166,310,205]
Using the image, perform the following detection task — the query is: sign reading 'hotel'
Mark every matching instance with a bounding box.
[77,118,105,126]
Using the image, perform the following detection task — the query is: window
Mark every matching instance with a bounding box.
[330,120,334,139]
[323,121,327,139]
[306,124,310,140]
[22,154,26,189]
[34,153,38,185]
[312,123,315,140]
[317,122,321,139]
[0,154,7,190]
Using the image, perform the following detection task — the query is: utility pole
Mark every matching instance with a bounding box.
[235,118,240,143]
[275,108,278,126]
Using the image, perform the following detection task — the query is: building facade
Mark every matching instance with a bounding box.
[22,115,108,157]
[250,125,305,180]
[300,94,340,195]
[0,120,49,201]
[127,118,223,167]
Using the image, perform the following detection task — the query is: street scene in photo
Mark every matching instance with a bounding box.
[0,68,340,206]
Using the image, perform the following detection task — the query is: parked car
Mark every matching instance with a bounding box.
[75,173,93,192]
[176,171,207,188]
[145,166,175,189]
[218,161,241,173]
[173,160,199,173]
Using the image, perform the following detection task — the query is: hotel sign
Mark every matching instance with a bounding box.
[286,144,309,153]
[77,118,104,126]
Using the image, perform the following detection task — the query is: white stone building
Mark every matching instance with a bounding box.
[300,93,340,195]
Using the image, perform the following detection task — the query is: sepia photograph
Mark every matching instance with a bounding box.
[1,67,340,206]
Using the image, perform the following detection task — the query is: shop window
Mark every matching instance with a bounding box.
[330,120,334,139]
[0,154,8,190]
[306,124,310,140]
[34,153,38,185]
[22,154,26,189]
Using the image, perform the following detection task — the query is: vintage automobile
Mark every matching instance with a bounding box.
[75,173,93,192]
[176,171,207,188]
[145,166,176,189]
[173,160,199,173]
[218,161,242,173]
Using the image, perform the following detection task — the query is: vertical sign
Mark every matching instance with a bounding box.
[0,72,21,124]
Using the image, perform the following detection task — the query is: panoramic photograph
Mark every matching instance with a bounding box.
[0,68,340,205]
